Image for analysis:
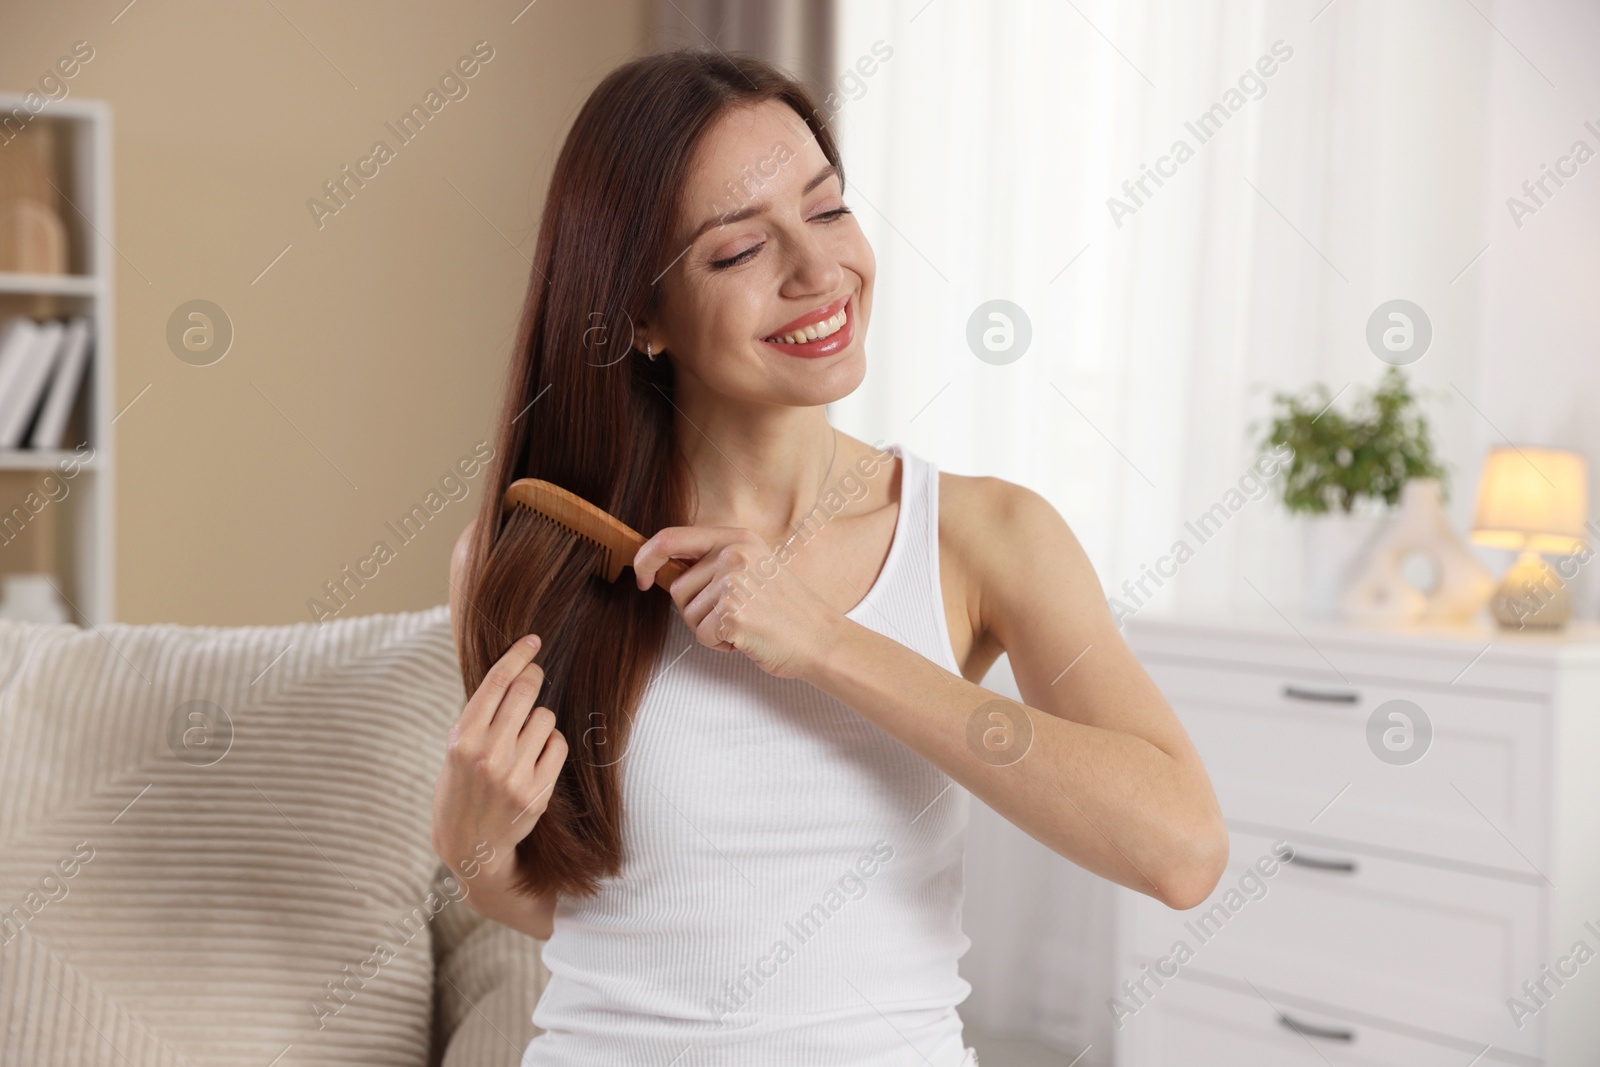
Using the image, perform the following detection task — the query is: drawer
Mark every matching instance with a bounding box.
[1113,972,1510,1067]
[1121,829,1545,1059]
[1142,659,1550,875]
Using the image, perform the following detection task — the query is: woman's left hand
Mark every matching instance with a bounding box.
[633,527,844,679]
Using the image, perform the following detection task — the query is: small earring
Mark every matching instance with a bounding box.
[646,341,657,362]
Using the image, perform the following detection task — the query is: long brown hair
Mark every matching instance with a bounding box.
[456,49,845,899]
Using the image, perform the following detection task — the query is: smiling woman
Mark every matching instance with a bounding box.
[432,46,1226,1067]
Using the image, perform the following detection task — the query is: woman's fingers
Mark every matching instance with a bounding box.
[662,548,726,615]
[692,595,738,651]
[635,528,770,654]
[634,525,740,591]
[454,633,541,740]
[485,658,546,749]
[509,723,568,833]
[683,566,737,629]
[513,705,557,762]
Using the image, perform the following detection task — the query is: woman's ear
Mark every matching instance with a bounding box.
[634,325,667,358]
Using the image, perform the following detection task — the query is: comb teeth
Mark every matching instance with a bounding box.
[501,476,684,587]
[509,499,618,580]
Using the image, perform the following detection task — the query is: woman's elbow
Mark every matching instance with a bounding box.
[1156,814,1229,911]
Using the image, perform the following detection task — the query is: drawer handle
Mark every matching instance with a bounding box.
[1282,684,1359,704]
[1277,1011,1355,1042]
[1285,850,1358,874]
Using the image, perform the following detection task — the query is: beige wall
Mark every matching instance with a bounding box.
[0,0,651,624]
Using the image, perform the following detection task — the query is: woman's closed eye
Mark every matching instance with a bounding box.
[709,206,854,270]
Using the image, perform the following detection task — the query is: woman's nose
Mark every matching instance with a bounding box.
[784,228,845,296]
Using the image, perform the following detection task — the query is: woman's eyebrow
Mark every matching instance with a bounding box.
[687,162,839,243]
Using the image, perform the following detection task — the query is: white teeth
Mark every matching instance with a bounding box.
[766,308,847,344]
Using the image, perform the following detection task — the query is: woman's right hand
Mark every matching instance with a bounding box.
[430,632,569,896]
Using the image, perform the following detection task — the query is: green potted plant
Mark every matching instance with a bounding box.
[1255,367,1448,615]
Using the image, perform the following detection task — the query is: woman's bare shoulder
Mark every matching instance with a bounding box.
[937,470,1090,630]
[938,470,1053,548]
[451,517,478,582]
[449,517,479,645]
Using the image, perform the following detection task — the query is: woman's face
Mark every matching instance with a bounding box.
[647,99,874,409]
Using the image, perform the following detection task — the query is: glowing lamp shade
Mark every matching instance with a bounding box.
[1471,446,1589,628]
[1470,446,1588,554]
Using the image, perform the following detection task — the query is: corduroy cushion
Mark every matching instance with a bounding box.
[0,605,548,1066]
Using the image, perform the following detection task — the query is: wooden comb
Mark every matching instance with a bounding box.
[503,478,688,587]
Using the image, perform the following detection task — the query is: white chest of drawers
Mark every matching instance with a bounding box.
[1113,613,1600,1067]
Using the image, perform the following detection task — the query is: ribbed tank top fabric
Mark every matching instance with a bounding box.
[523,444,977,1067]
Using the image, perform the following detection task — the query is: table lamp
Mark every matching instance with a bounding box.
[1470,445,1589,628]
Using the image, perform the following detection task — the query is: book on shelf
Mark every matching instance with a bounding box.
[0,313,93,451]
[0,317,37,414]
[30,316,92,449]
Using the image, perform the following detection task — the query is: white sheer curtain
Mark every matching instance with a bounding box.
[828,0,1292,616]
[827,1,1298,1059]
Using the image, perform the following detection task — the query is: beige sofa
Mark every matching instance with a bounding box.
[0,604,549,1066]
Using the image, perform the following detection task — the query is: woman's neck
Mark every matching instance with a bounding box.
[673,401,844,548]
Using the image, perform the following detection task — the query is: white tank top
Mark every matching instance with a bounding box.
[524,444,976,1067]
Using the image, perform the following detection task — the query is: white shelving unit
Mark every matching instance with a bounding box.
[0,95,113,625]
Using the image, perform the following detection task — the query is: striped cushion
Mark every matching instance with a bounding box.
[0,605,547,1065]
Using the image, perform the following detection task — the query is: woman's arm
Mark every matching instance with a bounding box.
[449,859,558,942]
[633,473,1229,909]
[804,477,1227,910]
[436,520,561,941]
